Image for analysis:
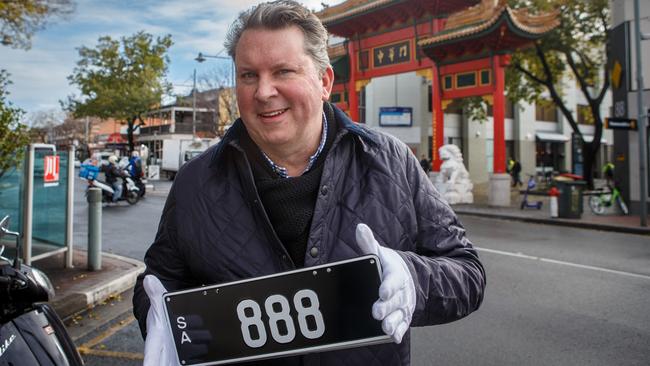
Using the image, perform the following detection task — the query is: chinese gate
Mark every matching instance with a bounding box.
[317,0,559,176]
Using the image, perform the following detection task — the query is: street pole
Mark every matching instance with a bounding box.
[633,0,647,226]
[192,68,197,136]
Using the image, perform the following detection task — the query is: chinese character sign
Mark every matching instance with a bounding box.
[373,41,410,68]
[44,155,60,187]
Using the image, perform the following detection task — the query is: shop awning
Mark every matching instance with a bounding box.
[583,135,608,144]
[536,132,569,142]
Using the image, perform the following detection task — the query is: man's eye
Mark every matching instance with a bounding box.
[240,72,256,79]
[278,69,293,75]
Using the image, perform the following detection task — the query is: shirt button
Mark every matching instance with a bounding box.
[320,185,329,196]
[310,247,319,257]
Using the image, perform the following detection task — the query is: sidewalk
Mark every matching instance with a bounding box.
[453,193,650,236]
[36,184,647,323]
[37,250,144,320]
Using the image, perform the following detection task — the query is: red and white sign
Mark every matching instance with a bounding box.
[44,155,60,187]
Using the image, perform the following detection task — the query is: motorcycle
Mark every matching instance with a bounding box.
[79,164,139,205]
[0,215,84,365]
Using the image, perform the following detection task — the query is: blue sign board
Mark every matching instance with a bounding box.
[379,107,412,127]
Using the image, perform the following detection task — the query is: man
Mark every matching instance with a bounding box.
[419,154,430,173]
[133,1,485,365]
[105,155,123,203]
[128,151,143,179]
[510,158,522,187]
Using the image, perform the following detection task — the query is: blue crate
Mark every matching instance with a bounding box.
[79,164,100,180]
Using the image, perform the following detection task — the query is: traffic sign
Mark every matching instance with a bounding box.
[43,155,60,187]
[605,117,637,130]
[163,255,389,365]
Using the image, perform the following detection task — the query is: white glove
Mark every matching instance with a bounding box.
[356,223,416,344]
[143,275,178,366]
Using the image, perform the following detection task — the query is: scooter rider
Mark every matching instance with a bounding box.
[106,155,123,203]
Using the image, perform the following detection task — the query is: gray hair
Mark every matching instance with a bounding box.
[224,0,330,75]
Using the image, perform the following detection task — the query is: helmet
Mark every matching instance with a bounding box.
[108,155,118,164]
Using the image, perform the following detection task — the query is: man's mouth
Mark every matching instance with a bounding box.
[258,108,288,118]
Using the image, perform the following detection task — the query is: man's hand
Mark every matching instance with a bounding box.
[355,223,416,344]
[143,275,178,366]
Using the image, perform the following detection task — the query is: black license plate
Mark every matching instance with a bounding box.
[163,255,389,365]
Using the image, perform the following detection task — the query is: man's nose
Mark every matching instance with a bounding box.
[254,75,278,101]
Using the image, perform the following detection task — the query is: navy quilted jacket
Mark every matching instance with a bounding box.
[133,104,486,365]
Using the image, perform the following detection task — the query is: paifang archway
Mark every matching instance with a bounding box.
[317,0,558,176]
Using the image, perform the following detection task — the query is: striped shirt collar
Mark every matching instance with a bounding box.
[261,112,328,178]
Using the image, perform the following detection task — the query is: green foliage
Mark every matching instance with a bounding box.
[0,0,74,49]
[464,0,609,185]
[64,31,173,151]
[0,70,31,180]
[505,0,609,110]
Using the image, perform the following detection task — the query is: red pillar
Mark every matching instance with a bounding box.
[347,41,359,122]
[431,66,444,171]
[492,55,506,174]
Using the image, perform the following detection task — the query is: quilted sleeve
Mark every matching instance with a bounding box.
[397,147,486,327]
[132,183,197,338]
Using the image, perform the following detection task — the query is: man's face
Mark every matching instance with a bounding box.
[235,26,334,155]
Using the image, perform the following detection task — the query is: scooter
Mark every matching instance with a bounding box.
[520,174,543,210]
[0,215,84,365]
[80,164,139,205]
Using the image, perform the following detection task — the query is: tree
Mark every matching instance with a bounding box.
[506,0,610,187]
[0,0,74,49]
[198,66,238,137]
[26,108,65,143]
[64,31,173,153]
[0,70,31,180]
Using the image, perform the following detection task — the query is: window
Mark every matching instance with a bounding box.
[443,75,453,90]
[456,72,476,88]
[577,104,594,125]
[535,100,558,122]
[487,99,515,118]
[480,69,491,85]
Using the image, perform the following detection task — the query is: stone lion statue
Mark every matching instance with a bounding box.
[435,144,473,204]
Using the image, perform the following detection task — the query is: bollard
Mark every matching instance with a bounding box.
[87,187,102,270]
[549,186,559,218]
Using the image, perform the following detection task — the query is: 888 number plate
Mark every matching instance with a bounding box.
[163,255,390,365]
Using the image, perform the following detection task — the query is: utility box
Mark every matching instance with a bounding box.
[556,180,586,219]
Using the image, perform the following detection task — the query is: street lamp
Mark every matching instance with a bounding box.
[195,52,235,87]
[195,52,237,135]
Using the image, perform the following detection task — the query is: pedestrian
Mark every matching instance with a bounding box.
[419,154,430,173]
[509,157,522,187]
[105,155,123,204]
[132,1,485,365]
[603,162,614,189]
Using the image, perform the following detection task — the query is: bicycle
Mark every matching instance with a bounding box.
[588,185,629,215]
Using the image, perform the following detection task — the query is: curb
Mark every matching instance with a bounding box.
[52,252,145,320]
[455,209,650,236]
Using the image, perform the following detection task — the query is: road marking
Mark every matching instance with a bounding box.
[477,247,650,281]
[77,315,143,360]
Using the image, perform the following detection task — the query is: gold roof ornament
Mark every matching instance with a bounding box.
[418,0,559,47]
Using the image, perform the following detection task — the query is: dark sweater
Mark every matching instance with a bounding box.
[242,104,338,267]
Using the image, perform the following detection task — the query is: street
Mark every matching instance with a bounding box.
[68,178,650,365]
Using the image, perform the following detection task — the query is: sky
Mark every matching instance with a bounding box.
[0,0,342,122]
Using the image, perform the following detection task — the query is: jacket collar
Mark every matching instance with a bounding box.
[209,102,380,168]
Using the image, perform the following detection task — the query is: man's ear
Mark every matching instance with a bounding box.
[321,66,334,101]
